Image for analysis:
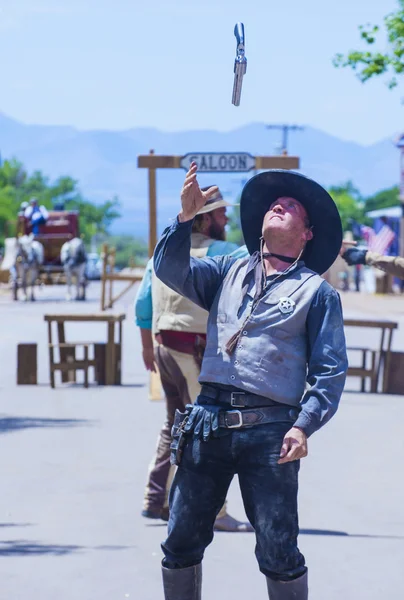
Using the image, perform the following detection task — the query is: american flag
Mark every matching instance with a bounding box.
[360,224,396,255]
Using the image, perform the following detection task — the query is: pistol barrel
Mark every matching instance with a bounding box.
[231,22,247,106]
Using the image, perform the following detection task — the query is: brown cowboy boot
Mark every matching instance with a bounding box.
[162,563,202,600]
[266,571,308,599]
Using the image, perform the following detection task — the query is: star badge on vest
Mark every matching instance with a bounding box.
[278,297,296,315]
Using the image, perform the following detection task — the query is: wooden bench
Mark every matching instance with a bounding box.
[344,319,398,393]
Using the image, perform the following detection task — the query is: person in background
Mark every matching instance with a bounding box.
[135,187,252,532]
[24,197,49,235]
[18,201,29,216]
[344,218,397,292]
[342,245,404,280]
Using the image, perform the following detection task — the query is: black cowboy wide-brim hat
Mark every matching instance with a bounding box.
[240,170,343,275]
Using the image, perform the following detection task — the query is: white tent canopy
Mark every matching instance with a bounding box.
[365,206,402,219]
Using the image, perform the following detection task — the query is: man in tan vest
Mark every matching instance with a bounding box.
[135,188,252,531]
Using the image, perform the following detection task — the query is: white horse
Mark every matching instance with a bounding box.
[11,235,44,301]
[60,237,87,301]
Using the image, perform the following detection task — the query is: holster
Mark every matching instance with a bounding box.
[170,407,192,466]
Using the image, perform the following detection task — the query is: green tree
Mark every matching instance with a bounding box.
[226,204,244,245]
[328,182,367,232]
[333,1,404,89]
[65,196,121,244]
[105,235,149,269]
[0,158,121,249]
[364,185,400,212]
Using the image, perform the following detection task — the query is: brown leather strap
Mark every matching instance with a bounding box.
[200,384,277,408]
[218,406,299,429]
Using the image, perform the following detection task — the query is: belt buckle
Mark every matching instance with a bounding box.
[225,410,243,428]
[230,392,245,407]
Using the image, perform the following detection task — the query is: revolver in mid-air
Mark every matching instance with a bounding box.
[232,22,247,106]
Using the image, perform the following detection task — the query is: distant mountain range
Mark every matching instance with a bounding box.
[0,112,400,238]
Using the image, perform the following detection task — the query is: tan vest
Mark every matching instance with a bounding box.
[152,233,214,335]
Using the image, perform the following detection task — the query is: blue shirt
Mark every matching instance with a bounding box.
[153,217,348,437]
[135,239,248,329]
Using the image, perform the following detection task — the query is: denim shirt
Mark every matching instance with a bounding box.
[154,217,348,437]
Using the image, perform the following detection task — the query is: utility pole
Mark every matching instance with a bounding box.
[266,124,304,155]
[394,133,404,257]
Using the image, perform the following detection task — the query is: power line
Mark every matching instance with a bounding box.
[266,124,304,155]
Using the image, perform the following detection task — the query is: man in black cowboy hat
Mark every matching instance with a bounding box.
[153,163,348,599]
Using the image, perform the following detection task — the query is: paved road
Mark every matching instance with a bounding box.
[0,283,403,599]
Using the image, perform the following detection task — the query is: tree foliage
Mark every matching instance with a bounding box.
[0,158,121,248]
[328,182,368,232]
[65,196,121,242]
[105,235,149,269]
[226,204,244,246]
[333,0,404,89]
[364,185,399,212]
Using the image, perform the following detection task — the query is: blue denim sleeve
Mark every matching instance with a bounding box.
[153,217,237,311]
[134,258,153,329]
[229,244,249,259]
[293,281,348,437]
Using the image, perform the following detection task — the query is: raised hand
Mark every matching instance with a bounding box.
[179,162,219,222]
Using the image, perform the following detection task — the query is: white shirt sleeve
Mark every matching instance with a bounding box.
[40,206,49,220]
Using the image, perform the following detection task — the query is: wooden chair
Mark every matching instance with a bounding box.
[344,319,398,393]
[49,343,93,389]
[45,313,125,386]
[346,346,378,392]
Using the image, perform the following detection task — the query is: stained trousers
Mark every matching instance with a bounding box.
[162,420,306,581]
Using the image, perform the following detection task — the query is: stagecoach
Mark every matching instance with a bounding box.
[16,209,80,283]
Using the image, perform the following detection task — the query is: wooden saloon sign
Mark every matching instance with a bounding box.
[137,150,300,256]
[179,152,256,173]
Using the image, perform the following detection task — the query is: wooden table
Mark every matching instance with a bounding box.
[44,313,126,386]
[344,318,398,393]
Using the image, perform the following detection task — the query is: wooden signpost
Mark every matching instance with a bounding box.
[137,150,300,256]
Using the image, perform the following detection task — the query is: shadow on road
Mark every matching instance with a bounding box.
[0,417,92,434]
[9,297,101,304]
[0,523,33,528]
[0,541,82,556]
[119,384,146,389]
[300,528,404,539]
[0,541,134,556]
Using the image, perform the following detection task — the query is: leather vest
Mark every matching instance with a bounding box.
[199,259,324,406]
[152,234,214,335]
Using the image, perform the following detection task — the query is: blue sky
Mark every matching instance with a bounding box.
[0,0,401,145]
